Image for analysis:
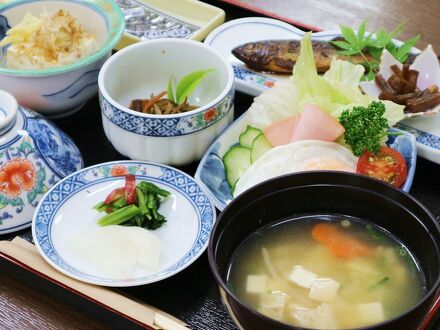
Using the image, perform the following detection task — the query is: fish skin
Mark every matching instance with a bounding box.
[231,39,417,74]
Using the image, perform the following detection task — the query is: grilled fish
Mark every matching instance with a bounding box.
[232,39,416,74]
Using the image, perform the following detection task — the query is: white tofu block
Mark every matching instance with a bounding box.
[357,302,385,324]
[288,266,317,288]
[259,291,289,321]
[290,303,336,329]
[246,275,267,293]
[260,291,289,309]
[309,278,340,302]
[314,304,337,329]
[290,305,314,328]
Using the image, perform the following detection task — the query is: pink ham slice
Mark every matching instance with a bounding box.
[290,104,345,142]
[263,115,300,147]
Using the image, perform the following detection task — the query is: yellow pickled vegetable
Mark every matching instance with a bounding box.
[0,10,98,69]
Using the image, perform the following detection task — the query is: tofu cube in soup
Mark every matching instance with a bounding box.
[290,305,315,328]
[259,291,289,321]
[309,278,340,302]
[290,303,336,329]
[260,291,289,308]
[288,266,317,288]
[357,302,385,324]
[314,303,337,329]
[246,275,267,293]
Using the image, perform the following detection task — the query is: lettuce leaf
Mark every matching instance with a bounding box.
[323,57,365,86]
[247,32,405,128]
[246,79,300,129]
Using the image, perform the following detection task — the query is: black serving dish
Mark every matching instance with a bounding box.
[208,171,440,330]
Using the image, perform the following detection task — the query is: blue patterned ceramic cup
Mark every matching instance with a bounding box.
[98,39,235,166]
[0,0,124,118]
[0,90,83,234]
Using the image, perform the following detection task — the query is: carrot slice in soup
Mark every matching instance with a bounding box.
[312,223,373,259]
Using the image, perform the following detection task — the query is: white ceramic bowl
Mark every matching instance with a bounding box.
[0,0,125,118]
[98,38,235,166]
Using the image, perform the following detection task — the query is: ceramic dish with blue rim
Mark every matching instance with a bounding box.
[195,112,417,211]
[204,17,440,165]
[32,161,215,286]
[204,17,299,97]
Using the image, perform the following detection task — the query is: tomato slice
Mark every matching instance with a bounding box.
[357,146,407,187]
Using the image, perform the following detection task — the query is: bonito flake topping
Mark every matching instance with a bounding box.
[0,9,99,69]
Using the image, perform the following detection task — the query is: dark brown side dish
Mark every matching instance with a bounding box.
[375,64,440,113]
[129,91,198,115]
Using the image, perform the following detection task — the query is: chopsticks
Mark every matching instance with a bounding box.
[0,237,188,330]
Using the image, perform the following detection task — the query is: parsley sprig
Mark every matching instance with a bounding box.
[339,101,389,156]
[331,20,420,80]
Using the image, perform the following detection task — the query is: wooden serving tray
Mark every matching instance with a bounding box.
[0,2,439,329]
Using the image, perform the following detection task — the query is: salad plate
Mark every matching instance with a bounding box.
[196,32,417,210]
[32,160,215,287]
[195,112,416,211]
[204,17,440,164]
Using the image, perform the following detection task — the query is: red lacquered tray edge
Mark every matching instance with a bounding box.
[216,0,321,32]
[419,294,440,330]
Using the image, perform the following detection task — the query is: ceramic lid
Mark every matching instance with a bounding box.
[0,90,17,135]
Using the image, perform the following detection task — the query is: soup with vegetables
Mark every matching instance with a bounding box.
[227,217,425,329]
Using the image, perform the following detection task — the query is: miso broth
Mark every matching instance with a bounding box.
[227,216,425,329]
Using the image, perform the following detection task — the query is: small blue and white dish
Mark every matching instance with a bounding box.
[32,160,216,286]
[195,113,417,211]
[0,90,83,234]
[0,0,124,118]
[98,38,235,166]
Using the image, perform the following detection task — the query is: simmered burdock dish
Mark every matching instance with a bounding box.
[375,64,440,114]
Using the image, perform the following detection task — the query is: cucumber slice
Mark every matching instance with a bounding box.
[223,146,252,190]
[251,133,273,163]
[239,126,262,148]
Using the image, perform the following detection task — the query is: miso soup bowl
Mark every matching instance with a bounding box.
[208,171,440,330]
[98,39,234,166]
